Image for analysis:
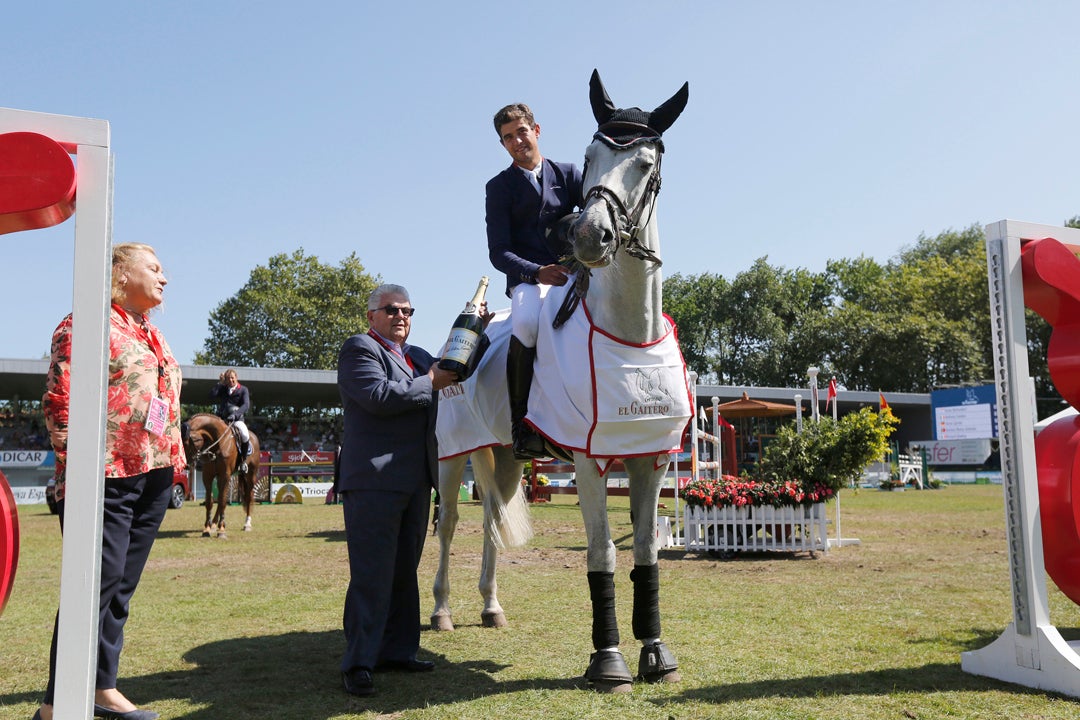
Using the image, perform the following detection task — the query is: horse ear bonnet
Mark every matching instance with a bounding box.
[589,68,689,145]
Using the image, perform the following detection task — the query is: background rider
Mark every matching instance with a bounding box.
[210,368,252,470]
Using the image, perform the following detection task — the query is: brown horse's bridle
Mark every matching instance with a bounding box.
[187,417,235,465]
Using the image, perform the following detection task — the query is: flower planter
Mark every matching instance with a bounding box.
[683,502,828,556]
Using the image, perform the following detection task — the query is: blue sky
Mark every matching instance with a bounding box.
[4,2,1080,366]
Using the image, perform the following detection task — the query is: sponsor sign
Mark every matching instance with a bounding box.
[270,482,332,501]
[930,385,998,440]
[276,451,334,464]
[909,439,993,465]
[11,484,48,505]
[0,450,51,468]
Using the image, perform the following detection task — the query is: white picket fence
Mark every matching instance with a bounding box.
[683,502,829,555]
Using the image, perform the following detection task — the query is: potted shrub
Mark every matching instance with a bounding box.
[754,407,898,494]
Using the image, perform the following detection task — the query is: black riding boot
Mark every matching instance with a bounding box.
[507,335,546,460]
[239,439,251,474]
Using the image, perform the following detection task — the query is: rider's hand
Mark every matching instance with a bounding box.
[537,264,570,286]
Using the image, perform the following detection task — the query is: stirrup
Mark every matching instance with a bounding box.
[584,649,633,685]
[637,640,680,683]
[512,422,547,460]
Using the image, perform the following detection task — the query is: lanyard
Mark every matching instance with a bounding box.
[113,304,168,396]
[368,330,415,372]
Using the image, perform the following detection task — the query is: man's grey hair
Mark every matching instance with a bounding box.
[368,284,411,311]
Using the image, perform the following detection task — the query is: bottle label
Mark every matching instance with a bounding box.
[442,327,480,365]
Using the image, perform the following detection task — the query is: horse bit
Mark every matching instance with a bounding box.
[553,133,665,329]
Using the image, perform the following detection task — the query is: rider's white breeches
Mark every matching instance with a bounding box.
[511,282,552,348]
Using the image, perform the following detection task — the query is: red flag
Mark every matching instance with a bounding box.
[825,377,837,411]
[879,392,889,410]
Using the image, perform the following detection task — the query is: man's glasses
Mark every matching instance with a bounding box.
[375,305,415,317]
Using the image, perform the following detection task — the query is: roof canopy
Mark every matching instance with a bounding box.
[707,391,800,418]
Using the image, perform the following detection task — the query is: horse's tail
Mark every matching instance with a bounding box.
[484,477,533,550]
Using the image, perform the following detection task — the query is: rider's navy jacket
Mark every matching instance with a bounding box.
[210,383,250,422]
[486,158,583,297]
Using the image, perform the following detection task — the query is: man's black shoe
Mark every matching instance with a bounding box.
[375,658,435,673]
[342,668,375,696]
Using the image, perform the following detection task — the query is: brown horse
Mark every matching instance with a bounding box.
[182,413,260,538]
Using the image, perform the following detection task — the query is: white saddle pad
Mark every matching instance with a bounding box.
[435,287,693,462]
[527,283,693,460]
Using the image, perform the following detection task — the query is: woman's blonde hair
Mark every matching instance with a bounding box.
[110,242,158,306]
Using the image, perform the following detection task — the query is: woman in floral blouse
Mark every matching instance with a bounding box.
[35,243,184,720]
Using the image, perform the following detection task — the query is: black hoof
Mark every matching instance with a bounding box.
[584,649,633,686]
[637,640,681,683]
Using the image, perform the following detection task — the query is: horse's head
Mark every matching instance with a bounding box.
[182,415,214,465]
[569,70,688,269]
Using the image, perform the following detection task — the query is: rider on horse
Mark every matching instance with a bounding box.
[210,368,253,471]
[485,102,583,460]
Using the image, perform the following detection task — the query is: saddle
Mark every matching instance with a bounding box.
[229,425,245,455]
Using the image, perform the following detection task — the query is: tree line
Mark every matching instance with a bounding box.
[665,222,1061,416]
[197,224,1066,416]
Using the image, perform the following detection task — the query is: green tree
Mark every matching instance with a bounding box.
[195,250,379,369]
[664,272,728,382]
[664,220,1069,406]
[665,260,833,387]
[824,226,990,392]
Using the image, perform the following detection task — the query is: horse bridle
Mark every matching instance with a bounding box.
[581,133,665,267]
[553,133,665,329]
[186,418,236,465]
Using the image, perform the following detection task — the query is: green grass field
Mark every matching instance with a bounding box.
[3,484,1080,719]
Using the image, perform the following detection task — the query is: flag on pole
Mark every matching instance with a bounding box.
[878,391,889,411]
[825,377,837,411]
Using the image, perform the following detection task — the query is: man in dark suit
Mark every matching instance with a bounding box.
[486,103,583,460]
[336,284,457,697]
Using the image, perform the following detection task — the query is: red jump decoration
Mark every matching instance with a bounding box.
[0,131,77,235]
[0,470,19,613]
[1022,237,1080,606]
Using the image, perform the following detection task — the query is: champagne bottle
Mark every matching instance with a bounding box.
[438,276,490,380]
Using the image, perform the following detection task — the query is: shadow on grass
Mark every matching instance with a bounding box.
[42,629,584,719]
[660,661,1075,708]
[6,630,1079,717]
[659,548,821,562]
[306,529,346,543]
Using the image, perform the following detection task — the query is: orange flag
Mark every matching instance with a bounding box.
[879,392,889,410]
